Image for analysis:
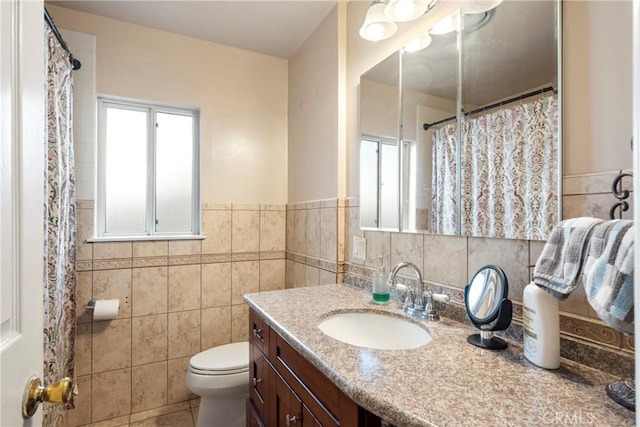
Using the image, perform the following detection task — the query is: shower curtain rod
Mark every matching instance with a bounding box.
[45,7,81,70]
[423,86,556,131]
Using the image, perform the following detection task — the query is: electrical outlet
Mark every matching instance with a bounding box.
[352,236,366,261]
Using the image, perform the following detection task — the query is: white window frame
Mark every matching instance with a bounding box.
[95,95,202,240]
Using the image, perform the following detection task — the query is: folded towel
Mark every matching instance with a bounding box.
[583,220,634,335]
[533,217,603,300]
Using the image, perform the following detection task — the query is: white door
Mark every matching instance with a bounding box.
[1,0,46,426]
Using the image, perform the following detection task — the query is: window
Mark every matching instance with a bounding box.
[97,96,200,239]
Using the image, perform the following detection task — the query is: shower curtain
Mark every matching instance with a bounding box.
[431,95,558,240]
[43,23,77,425]
[430,123,459,234]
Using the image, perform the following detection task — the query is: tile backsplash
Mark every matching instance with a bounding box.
[65,201,285,427]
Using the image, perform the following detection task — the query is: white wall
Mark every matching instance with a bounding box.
[48,4,288,205]
[287,5,341,203]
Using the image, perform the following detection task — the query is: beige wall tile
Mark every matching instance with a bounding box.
[76,323,92,376]
[286,210,295,252]
[260,210,286,252]
[364,231,391,270]
[201,263,231,308]
[424,235,468,289]
[93,269,131,318]
[63,375,91,427]
[169,240,202,256]
[232,210,260,253]
[390,233,423,271]
[92,319,132,373]
[132,267,168,317]
[133,241,168,258]
[132,314,168,366]
[131,362,168,413]
[92,368,131,422]
[468,237,529,302]
[130,409,194,427]
[336,207,346,263]
[168,265,201,312]
[293,262,306,287]
[319,269,336,285]
[231,304,249,342]
[285,260,294,289]
[201,306,231,349]
[168,311,200,359]
[305,266,320,286]
[94,242,132,260]
[293,209,307,254]
[77,271,93,324]
[201,209,231,254]
[167,357,193,404]
[320,207,337,261]
[259,260,285,292]
[231,261,259,304]
[77,207,93,261]
[306,208,321,257]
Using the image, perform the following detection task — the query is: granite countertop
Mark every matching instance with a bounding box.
[244,284,635,427]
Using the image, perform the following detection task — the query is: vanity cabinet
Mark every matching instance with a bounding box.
[247,308,381,427]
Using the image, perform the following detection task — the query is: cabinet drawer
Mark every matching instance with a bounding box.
[273,334,347,426]
[249,342,271,423]
[247,398,266,427]
[249,309,269,354]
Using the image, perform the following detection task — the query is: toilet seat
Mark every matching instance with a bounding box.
[189,342,249,376]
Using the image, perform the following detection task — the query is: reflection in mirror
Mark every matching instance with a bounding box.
[400,12,460,234]
[458,1,559,239]
[465,265,512,350]
[360,52,401,230]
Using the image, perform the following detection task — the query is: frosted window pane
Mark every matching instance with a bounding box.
[360,140,379,228]
[155,112,193,233]
[380,144,399,229]
[105,107,147,234]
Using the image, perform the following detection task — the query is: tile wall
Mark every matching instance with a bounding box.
[286,172,634,378]
[284,199,346,288]
[63,202,286,427]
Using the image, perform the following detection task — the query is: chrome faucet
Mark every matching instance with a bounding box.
[387,262,446,320]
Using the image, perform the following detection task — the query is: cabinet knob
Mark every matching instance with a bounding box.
[252,377,263,386]
[285,414,299,425]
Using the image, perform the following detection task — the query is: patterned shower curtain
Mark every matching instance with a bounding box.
[430,95,558,240]
[430,123,459,234]
[43,23,77,425]
[460,95,558,240]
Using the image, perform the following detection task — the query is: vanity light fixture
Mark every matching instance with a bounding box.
[403,32,432,52]
[359,0,440,41]
[463,0,503,14]
[359,1,399,41]
[428,10,459,35]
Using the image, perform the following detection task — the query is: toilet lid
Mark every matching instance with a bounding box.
[189,341,249,374]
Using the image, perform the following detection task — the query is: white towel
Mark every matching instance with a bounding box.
[583,220,634,335]
[533,217,603,300]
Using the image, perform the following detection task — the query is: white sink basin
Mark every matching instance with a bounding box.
[318,311,432,350]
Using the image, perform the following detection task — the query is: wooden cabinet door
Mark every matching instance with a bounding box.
[274,370,302,427]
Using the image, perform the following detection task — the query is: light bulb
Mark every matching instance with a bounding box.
[394,0,416,21]
[429,12,459,35]
[366,23,386,41]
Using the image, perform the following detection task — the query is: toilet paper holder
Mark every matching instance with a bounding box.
[85,299,97,310]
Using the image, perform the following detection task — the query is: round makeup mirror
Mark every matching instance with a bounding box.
[464,265,512,350]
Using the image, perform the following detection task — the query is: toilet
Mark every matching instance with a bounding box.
[186,341,250,427]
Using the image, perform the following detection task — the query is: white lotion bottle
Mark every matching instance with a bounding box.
[522,283,560,369]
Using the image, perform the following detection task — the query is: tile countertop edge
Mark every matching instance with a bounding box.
[243,284,635,427]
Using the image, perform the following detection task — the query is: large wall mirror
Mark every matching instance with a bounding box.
[360,0,562,240]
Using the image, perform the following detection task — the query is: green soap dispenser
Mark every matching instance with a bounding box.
[371,256,390,304]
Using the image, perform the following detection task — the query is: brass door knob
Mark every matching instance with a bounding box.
[22,376,72,419]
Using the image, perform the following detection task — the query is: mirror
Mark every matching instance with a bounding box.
[465,265,512,350]
[360,52,401,230]
[360,0,561,239]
